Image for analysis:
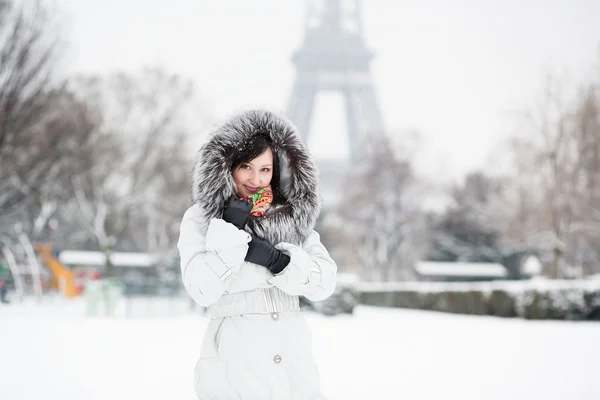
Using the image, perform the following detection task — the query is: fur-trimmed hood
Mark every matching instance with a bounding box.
[192,109,321,246]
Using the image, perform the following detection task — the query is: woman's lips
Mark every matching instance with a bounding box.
[244,186,258,193]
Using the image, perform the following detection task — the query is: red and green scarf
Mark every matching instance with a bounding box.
[239,186,273,217]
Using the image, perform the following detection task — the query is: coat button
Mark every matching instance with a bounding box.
[273,355,282,364]
[271,312,279,320]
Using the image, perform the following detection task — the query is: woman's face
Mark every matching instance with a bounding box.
[232,147,274,198]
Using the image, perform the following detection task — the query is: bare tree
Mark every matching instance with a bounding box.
[568,81,600,275]
[0,0,65,217]
[5,88,99,235]
[507,75,598,278]
[524,77,578,277]
[501,136,546,247]
[67,68,204,276]
[0,85,99,250]
[334,135,428,282]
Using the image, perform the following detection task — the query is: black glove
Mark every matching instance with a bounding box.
[245,235,291,275]
[222,196,252,230]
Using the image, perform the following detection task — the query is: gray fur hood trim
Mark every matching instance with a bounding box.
[192,109,321,245]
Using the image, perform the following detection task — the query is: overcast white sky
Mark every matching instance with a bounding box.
[55,0,600,184]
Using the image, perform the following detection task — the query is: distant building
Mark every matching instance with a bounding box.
[58,250,160,281]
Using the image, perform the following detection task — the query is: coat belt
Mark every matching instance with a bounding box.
[208,287,300,319]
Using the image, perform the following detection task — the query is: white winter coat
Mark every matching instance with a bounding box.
[178,109,337,399]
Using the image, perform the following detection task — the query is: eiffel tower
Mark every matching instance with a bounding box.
[286,0,385,162]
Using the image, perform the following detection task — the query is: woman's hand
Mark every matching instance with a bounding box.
[244,235,290,274]
[222,196,252,229]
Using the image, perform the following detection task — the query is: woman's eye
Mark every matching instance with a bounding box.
[261,168,271,172]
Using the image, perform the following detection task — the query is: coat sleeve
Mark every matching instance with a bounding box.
[268,230,337,302]
[177,204,251,307]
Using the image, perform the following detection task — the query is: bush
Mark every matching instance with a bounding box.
[584,291,600,320]
[358,280,600,321]
[488,289,517,318]
[301,275,360,316]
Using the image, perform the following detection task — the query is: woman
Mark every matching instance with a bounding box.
[178,109,337,399]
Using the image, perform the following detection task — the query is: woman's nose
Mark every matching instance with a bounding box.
[249,171,261,185]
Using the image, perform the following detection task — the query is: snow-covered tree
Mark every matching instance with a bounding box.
[66,68,206,276]
[505,73,600,277]
[568,81,600,275]
[0,0,66,217]
[334,135,428,282]
[428,171,509,263]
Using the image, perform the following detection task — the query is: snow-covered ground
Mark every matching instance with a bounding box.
[1,296,600,400]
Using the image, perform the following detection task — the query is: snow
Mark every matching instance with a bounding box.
[522,255,543,276]
[2,296,600,399]
[415,261,508,278]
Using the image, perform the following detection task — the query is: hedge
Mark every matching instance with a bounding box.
[358,279,600,321]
